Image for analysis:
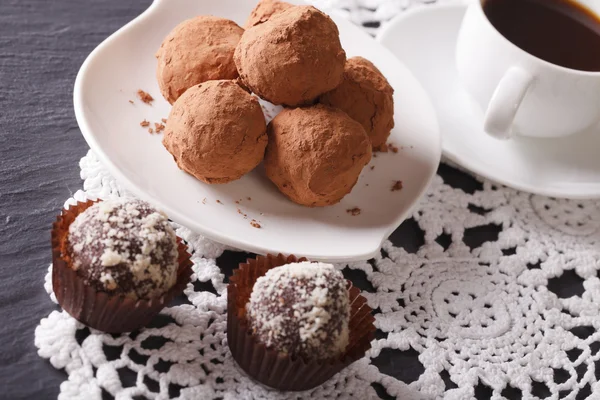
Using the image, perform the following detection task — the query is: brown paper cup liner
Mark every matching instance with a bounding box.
[227,253,376,392]
[51,199,193,333]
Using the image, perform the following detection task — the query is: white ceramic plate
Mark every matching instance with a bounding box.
[74,0,441,261]
[377,4,600,199]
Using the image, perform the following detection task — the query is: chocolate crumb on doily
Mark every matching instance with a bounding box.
[235,200,240,204]
[148,128,154,134]
[346,207,361,216]
[137,89,154,104]
[128,100,134,104]
[250,220,261,228]
[237,208,248,218]
[216,200,223,205]
[247,197,252,201]
[161,118,167,123]
[391,181,403,192]
[140,120,150,127]
[370,165,375,171]
[388,143,399,153]
[154,122,165,133]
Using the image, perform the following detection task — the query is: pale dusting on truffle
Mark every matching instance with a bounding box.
[100,272,117,291]
[67,198,179,299]
[100,249,123,267]
[246,262,350,359]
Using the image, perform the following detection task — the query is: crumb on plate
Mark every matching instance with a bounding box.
[346,207,361,216]
[137,89,154,104]
[154,122,165,133]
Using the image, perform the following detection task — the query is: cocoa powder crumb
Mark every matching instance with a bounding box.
[376,144,388,153]
[216,200,223,205]
[250,220,261,228]
[247,197,252,201]
[370,165,375,171]
[137,89,154,104]
[140,120,150,127]
[235,201,240,204]
[391,181,403,192]
[154,122,165,133]
[148,128,154,134]
[346,207,361,216]
[388,143,399,153]
[129,100,134,104]
[161,118,167,123]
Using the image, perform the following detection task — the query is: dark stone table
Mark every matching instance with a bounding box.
[0,1,152,398]
[0,1,562,399]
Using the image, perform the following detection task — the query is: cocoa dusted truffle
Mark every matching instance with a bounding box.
[246,262,350,360]
[156,16,244,104]
[265,105,372,207]
[162,80,267,184]
[320,57,395,150]
[234,6,346,106]
[67,198,179,300]
[244,0,294,29]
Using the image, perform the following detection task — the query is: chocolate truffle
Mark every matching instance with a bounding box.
[244,0,294,29]
[67,198,178,300]
[246,262,350,360]
[265,105,372,207]
[320,57,395,150]
[162,80,267,184]
[234,6,346,106]
[156,16,244,104]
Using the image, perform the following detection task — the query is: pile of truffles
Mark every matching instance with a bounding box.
[157,0,395,207]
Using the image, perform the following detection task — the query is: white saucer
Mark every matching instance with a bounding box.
[73,0,441,261]
[377,4,600,199]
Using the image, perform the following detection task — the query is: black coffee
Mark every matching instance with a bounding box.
[483,0,600,71]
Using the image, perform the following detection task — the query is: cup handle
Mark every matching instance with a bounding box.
[483,67,534,140]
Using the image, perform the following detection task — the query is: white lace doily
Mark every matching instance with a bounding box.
[36,2,600,399]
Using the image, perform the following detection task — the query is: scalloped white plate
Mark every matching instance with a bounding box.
[73,0,441,261]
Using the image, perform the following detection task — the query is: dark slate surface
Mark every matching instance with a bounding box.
[0,1,569,399]
[0,1,151,398]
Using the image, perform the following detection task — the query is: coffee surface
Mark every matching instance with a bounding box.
[483,0,600,71]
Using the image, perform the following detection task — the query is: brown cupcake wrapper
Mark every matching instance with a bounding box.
[51,199,193,333]
[227,254,376,392]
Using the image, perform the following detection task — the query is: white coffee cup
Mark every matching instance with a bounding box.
[456,0,600,140]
